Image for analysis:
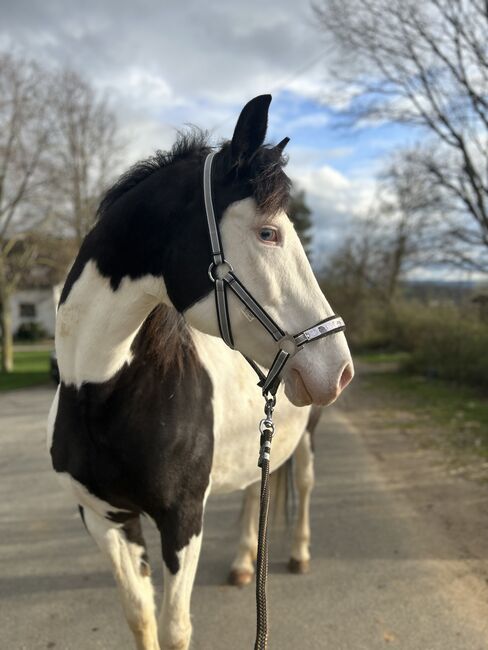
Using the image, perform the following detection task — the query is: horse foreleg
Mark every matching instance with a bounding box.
[288,430,315,574]
[228,480,260,587]
[82,507,160,650]
[157,499,206,650]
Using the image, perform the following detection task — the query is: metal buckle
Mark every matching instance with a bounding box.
[208,260,234,283]
[277,334,299,357]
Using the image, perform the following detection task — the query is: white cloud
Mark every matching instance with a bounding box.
[0,2,341,152]
[0,0,328,104]
[286,112,330,130]
[288,156,377,266]
[0,0,394,267]
[290,162,376,220]
[119,118,176,166]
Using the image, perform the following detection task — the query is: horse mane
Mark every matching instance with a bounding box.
[97,128,212,218]
[98,129,291,220]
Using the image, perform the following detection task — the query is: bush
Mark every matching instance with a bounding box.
[321,276,488,388]
[399,303,488,389]
[15,321,47,342]
[331,296,409,353]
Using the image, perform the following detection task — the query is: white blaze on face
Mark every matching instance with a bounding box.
[185,197,353,407]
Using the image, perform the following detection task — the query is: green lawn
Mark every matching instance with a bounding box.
[0,350,52,391]
[359,356,488,459]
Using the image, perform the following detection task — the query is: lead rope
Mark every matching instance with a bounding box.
[254,394,276,650]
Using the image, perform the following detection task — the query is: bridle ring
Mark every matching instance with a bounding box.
[208,260,234,283]
[278,334,300,357]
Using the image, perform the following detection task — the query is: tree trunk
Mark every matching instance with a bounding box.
[0,288,13,373]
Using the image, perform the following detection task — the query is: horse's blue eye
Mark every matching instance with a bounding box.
[259,228,277,242]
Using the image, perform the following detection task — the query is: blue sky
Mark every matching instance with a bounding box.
[0,0,420,267]
[269,92,414,175]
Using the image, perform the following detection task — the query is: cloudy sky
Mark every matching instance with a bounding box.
[0,0,415,266]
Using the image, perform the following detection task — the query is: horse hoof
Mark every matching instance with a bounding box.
[288,558,310,574]
[228,569,254,587]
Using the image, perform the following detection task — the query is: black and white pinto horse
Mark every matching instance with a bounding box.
[47,95,353,650]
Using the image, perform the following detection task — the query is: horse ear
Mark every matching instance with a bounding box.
[230,95,272,167]
[275,137,290,153]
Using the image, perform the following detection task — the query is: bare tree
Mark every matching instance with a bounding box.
[0,54,52,372]
[0,56,120,373]
[374,150,444,299]
[315,0,488,271]
[47,70,120,245]
[320,152,440,339]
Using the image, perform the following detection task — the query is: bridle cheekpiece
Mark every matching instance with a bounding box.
[203,151,346,398]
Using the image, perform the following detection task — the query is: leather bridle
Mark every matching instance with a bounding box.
[203,151,346,398]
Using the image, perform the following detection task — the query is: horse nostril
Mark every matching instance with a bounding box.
[339,363,354,391]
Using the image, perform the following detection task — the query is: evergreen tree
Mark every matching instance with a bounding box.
[288,190,313,259]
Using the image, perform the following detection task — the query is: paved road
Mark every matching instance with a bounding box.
[1,387,487,650]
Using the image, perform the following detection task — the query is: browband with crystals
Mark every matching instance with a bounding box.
[203,151,345,397]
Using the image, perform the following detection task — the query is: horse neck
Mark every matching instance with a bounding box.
[56,259,166,387]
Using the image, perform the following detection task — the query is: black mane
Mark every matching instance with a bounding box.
[97,128,211,218]
[98,129,290,219]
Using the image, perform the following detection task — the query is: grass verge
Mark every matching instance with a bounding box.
[353,351,488,467]
[0,350,51,391]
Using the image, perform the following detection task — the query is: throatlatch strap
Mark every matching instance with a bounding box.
[215,278,234,348]
[244,357,267,386]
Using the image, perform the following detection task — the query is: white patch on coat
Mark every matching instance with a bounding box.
[46,384,60,453]
[185,198,353,405]
[56,260,166,387]
[158,483,210,650]
[83,508,159,650]
[159,532,202,650]
[190,328,310,493]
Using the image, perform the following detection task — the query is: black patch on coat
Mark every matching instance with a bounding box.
[50,306,214,575]
[122,516,151,576]
[59,132,290,314]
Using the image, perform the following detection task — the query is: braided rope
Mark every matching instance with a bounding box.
[255,432,271,649]
[254,395,275,650]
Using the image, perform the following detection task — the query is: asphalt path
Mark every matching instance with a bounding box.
[1,386,487,649]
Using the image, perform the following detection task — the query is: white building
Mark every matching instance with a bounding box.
[11,286,59,338]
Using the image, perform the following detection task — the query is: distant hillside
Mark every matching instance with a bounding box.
[402,280,486,304]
